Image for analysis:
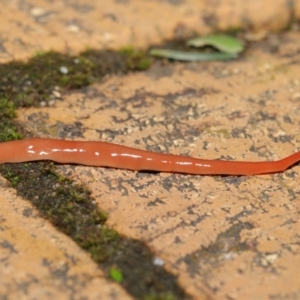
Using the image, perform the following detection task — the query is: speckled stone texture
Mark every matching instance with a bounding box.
[1,1,300,299]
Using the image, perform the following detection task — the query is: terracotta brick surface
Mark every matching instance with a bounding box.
[0,176,132,299]
[0,0,298,62]
[1,1,300,300]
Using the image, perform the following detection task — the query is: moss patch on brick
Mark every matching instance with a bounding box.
[0,48,151,107]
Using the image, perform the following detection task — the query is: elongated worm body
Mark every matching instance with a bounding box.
[0,138,299,175]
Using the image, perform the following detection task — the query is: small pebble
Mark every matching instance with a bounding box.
[59,66,69,74]
[245,204,252,211]
[30,7,47,17]
[48,100,55,106]
[67,24,80,33]
[52,90,61,98]
[153,256,164,266]
[291,92,300,100]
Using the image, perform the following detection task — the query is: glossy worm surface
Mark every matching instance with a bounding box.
[0,138,300,175]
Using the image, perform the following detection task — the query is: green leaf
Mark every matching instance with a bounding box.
[109,266,123,283]
[150,49,237,61]
[187,34,244,54]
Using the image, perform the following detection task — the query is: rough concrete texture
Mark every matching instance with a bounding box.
[1,1,300,300]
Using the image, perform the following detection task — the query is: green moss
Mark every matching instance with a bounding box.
[0,97,17,119]
[0,120,22,142]
[120,46,152,70]
[0,48,151,108]
[0,96,22,141]
[109,266,124,283]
